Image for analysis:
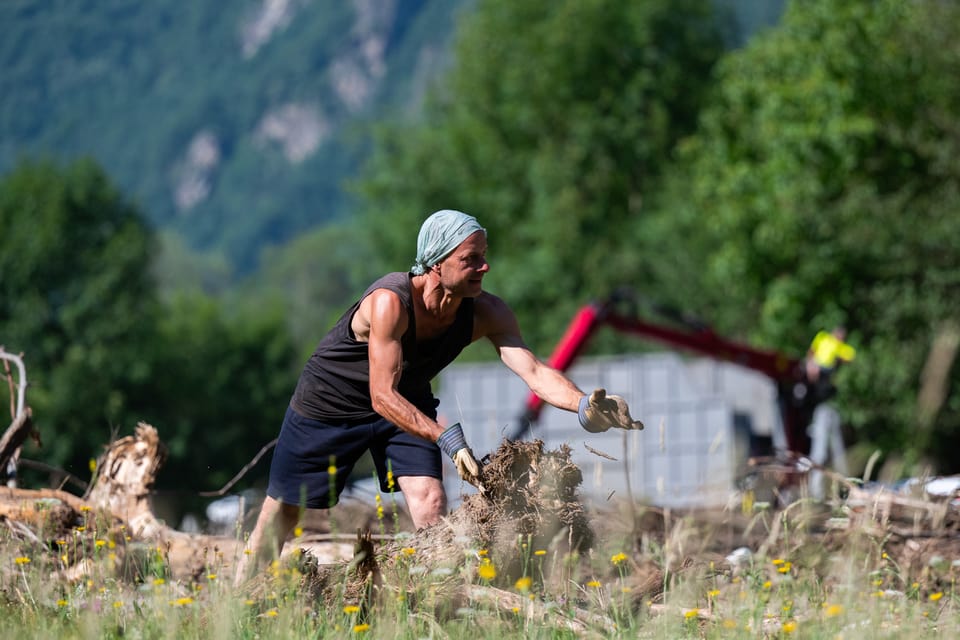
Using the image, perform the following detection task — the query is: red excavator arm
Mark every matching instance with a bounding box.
[515,293,812,453]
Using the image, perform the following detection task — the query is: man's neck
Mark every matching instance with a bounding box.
[415,273,461,321]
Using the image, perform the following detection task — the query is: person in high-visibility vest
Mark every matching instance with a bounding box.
[805,326,856,386]
[804,326,855,498]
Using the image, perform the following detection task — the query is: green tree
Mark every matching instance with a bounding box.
[0,158,158,476]
[246,222,375,353]
[0,159,302,498]
[137,291,299,496]
[356,0,724,353]
[652,0,960,471]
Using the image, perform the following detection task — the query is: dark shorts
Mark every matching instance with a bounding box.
[266,406,443,509]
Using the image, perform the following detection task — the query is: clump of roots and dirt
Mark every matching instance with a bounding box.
[299,439,596,608]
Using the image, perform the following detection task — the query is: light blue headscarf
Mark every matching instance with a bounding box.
[410,209,486,275]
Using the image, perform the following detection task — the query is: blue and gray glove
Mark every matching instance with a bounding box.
[437,423,482,486]
[578,389,645,433]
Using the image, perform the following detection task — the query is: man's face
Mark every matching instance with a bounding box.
[437,231,488,297]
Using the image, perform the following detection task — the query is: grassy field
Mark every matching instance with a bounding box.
[1,489,957,639]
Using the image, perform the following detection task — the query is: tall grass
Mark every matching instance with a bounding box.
[1,496,957,639]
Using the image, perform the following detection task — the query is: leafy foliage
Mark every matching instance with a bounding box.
[652,0,960,470]
[357,0,726,353]
[0,158,159,475]
[0,159,300,493]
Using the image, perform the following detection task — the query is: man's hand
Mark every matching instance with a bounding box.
[452,448,482,485]
[578,388,645,433]
[437,423,483,487]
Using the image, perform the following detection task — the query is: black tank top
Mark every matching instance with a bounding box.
[290,272,475,422]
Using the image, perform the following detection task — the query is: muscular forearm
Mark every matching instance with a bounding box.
[525,364,584,412]
[371,388,443,442]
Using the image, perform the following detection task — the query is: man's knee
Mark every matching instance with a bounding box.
[251,498,299,543]
[397,477,446,527]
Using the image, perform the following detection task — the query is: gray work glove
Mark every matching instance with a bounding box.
[436,423,482,486]
[578,388,645,433]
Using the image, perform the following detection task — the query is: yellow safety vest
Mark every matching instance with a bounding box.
[810,331,856,369]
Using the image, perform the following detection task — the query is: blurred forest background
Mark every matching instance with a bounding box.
[2,0,958,506]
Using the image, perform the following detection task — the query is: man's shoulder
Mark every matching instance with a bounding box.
[472,291,509,313]
[471,291,519,337]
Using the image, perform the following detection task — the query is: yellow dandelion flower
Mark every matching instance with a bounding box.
[353,623,370,632]
[782,621,797,634]
[611,552,628,565]
[243,549,253,555]
[825,604,843,617]
[515,576,533,592]
[873,579,883,586]
[707,589,721,598]
[401,547,416,556]
[684,609,699,619]
[882,552,889,559]
[586,580,602,588]
[80,505,93,513]
[60,554,68,563]
[778,562,792,574]
[88,459,97,473]
[293,526,303,538]
[477,549,488,557]
[343,605,361,614]
[929,592,944,602]
[56,539,66,546]
[14,557,30,565]
[207,574,217,581]
[173,597,194,606]
[153,578,165,586]
[871,590,885,598]
[772,558,784,566]
[56,599,68,607]
[762,580,772,589]
[75,526,86,532]
[477,563,497,580]
[328,465,337,475]
[912,582,920,589]
[95,540,107,548]
[512,606,520,613]
[265,609,279,617]
[534,549,547,556]
[245,599,255,606]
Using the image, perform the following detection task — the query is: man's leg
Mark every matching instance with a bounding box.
[396,476,446,529]
[234,496,300,585]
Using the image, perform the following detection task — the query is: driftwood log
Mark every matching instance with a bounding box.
[0,422,353,582]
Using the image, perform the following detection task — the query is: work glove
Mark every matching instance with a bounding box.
[436,423,482,487]
[578,388,645,433]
